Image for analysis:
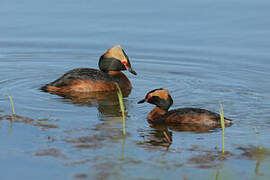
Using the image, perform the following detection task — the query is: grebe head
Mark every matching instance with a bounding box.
[99,45,137,75]
[138,88,173,110]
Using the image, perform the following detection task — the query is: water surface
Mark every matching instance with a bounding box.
[1,0,270,179]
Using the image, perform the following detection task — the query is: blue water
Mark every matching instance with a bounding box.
[1,0,270,179]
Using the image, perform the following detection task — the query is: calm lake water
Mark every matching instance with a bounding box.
[1,0,270,179]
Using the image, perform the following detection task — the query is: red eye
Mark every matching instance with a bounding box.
[122,61,127,66]
[146,95,151,101]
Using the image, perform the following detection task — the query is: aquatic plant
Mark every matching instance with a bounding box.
[219,103,225,155]
[115,83,126,136]
[162,130,172,144]
[6,93,15,116]
[6,93,15,134]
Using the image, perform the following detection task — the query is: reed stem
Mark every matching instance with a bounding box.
[115,83,126,136]
[219,103,225,154]
[7,93,15,116]
[6,93,15,134]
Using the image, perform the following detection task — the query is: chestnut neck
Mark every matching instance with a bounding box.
[108,71,124,75]
[147,107,167,123]
[108,71,131,90]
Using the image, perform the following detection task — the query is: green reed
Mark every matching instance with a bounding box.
[7,93,15,116]
[115,83,126,136]
[219,103,225,154]
[6,93,15,134]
